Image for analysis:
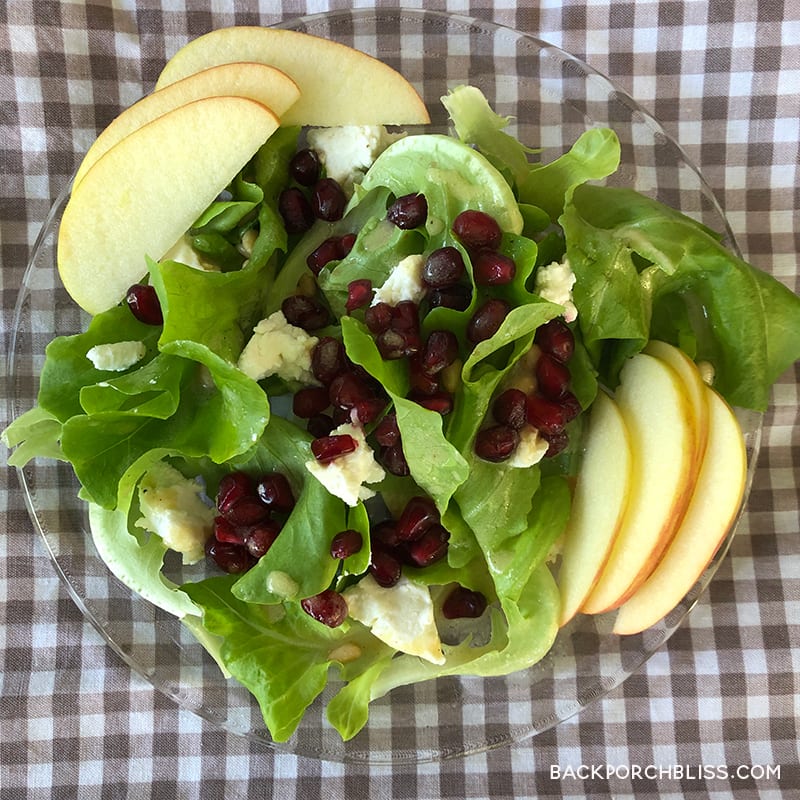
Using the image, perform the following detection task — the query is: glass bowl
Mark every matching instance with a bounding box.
[8,8,763,763]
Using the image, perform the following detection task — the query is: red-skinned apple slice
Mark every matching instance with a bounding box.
[74,62,300,188]
[558,390,633,627]
[154,27,430,126]
[613,386,746,635]
[58,96,279,315]
[580,353,696,614]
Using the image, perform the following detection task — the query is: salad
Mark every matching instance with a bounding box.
[5,72,800,744]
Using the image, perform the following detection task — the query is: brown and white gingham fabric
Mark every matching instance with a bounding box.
[1,1,798,797]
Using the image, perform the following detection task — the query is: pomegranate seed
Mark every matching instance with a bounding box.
[244,520,281,558]
[329,372,373,410]
[213,516,245,545]
[354,397,385,425]
[381,443,410,476]
[290,148,321,186]
[330,529,363,559]
[492,388,528,430]
[311,434,357,463]
[452,210,502,251]
[442,586,487,619]
[216,471,255,515]
[281,294,330,331]
[340,232,357,256]
[391,301,420,333]
[222,495,270,526]
[474,425,520,462]
[420,330,459,375]
[536,353,571,400]
[409,356,439,395]
[428,283,472,311]
[369,548,402,587]
[279,187,314,234]
[346,279,373,313]
[410,391,453,415]
[397,496,439,542]
[377,329,411,360]
[467,299,510,344]
[364,301,393,334]
[311,178,346,221]
[373,413,400,447]
[541,429,569,458]
[525,393,569,436]
[293,386,330,419]
[255,473,295,513]
[206,540,255,574]
[407,524,450,567]
[301,589,348,627]
[560,391,582,422]
[534,318,575,363]
[473,249,516,286]
[307,413,335,439]
[307,236,344,275]
[387,193,428,229]
[371,520,400,548]
[422,247,465,287]
[311,337,347,385]
[126,283,163,325]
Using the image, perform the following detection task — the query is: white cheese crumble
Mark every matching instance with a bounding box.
[305,422,385,507]
[502,344,541,395]
[343,574,446,665]
[534,257,578,322]
[135,462,214,565]
[86,340,146,372]
[306,125,403,192]
[161,234,215,271]
[237,310,319,385]
[370,253,426,307]
[508,426,549,468]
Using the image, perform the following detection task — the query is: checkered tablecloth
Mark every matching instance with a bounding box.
[1,1,798,797]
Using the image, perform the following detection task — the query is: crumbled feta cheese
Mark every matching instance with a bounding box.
[508,426,549,468]
[306,125,403,192]
[86,340,146,372]
[136,462,214,565]
[502,344,541,395]
[305,422,385,507]
[534,257,578,322]
[161,234,215,271]
[237,310,319,385]
[343,574,445,665]
[370,253,426,307]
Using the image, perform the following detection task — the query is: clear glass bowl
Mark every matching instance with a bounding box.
[8,8,763,763]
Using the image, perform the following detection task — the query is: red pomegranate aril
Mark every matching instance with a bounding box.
[213,516,245,545]
[307,413,335,439]
[474,425,520,462]
[354,397,385,425]
[301,589,348,627]
[207,540,254,574]
[346,279,373,313]
[126,283,163,326]
[387,193,428,229]
[364,301,393,334]
[244,521,281,558]
[409,356,439,396]
[536,353,571,399]
[311,337,347,385]
[381,443,410,476]
[255,472,295,513]
[397,496,439,542]
[427,283,472,311]
[420,330,459,375]
[373,412,400,447]
[423,247,466,288]
[281,294,330,331]
[473,249,516,286]
[525,393,569,436]
[467,299,510,344]
[376,329,410,360]
[329,372,373,410]
[391,300,420,333]
[289,148,321,186]
[307,236,344,275]
[369,548,403,587]
[534,318,575,363]
[340,232,357,256]
[216,471,255,515]
[442,586,487,619]
[560,391,582,423]
[279,187,314,234]
[541,429,569,458]
[293,386,330,419]
[452,209,503,251]
[330,529,364,559]
[311,434,357,463]
[407,524,449,567]
[371,520,400,548]
[410,391,453,415]
[223,495,270,526]
[311,178,346,221]
[492,388,528,430]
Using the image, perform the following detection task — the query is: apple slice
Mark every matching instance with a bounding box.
[580,353,696,614]
[558,390,633,627]
[74,62,300,189]
[613,386,746,635]
[154,27,430,126]
[58,96,279,315]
